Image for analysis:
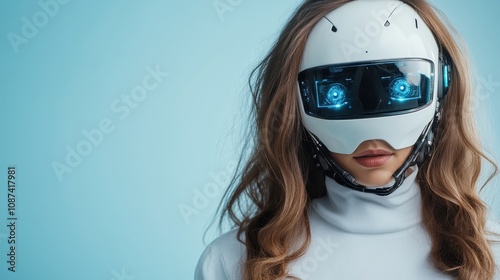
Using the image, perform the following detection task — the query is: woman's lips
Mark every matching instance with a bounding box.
[353,149,394,168]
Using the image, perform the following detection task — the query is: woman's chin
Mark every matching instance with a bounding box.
[353,172,394,187]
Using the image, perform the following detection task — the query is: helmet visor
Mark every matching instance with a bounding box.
[298,59,435,119]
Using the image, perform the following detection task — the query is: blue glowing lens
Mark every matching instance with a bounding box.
[389,78,417,100]
[443,65,449,89]
[316,82,347,108]
[326,84,346,105]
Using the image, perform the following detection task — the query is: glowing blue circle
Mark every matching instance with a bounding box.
[326,84,347,106]
[389,78,412,100]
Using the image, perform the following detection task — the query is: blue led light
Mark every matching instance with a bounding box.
[389,78,413,100]
[443,66,449,88]
[326,84,347,107]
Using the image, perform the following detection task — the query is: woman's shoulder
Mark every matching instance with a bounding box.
[486,219,500,243]
[194,230,245,280]
[487,220,500,234]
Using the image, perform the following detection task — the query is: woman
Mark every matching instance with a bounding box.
[196,0,500,279]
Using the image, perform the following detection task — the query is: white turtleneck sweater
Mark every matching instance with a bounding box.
[195,169,500,279]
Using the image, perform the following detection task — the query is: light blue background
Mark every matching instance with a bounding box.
[0,0,499,279]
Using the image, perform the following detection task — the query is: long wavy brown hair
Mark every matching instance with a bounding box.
[218,0,498,279]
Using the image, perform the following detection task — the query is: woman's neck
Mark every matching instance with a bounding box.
[313,167,422,233]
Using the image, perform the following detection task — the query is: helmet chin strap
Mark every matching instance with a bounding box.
[306,104,441,196]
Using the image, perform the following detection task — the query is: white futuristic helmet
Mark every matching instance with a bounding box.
[298,0,451,195]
